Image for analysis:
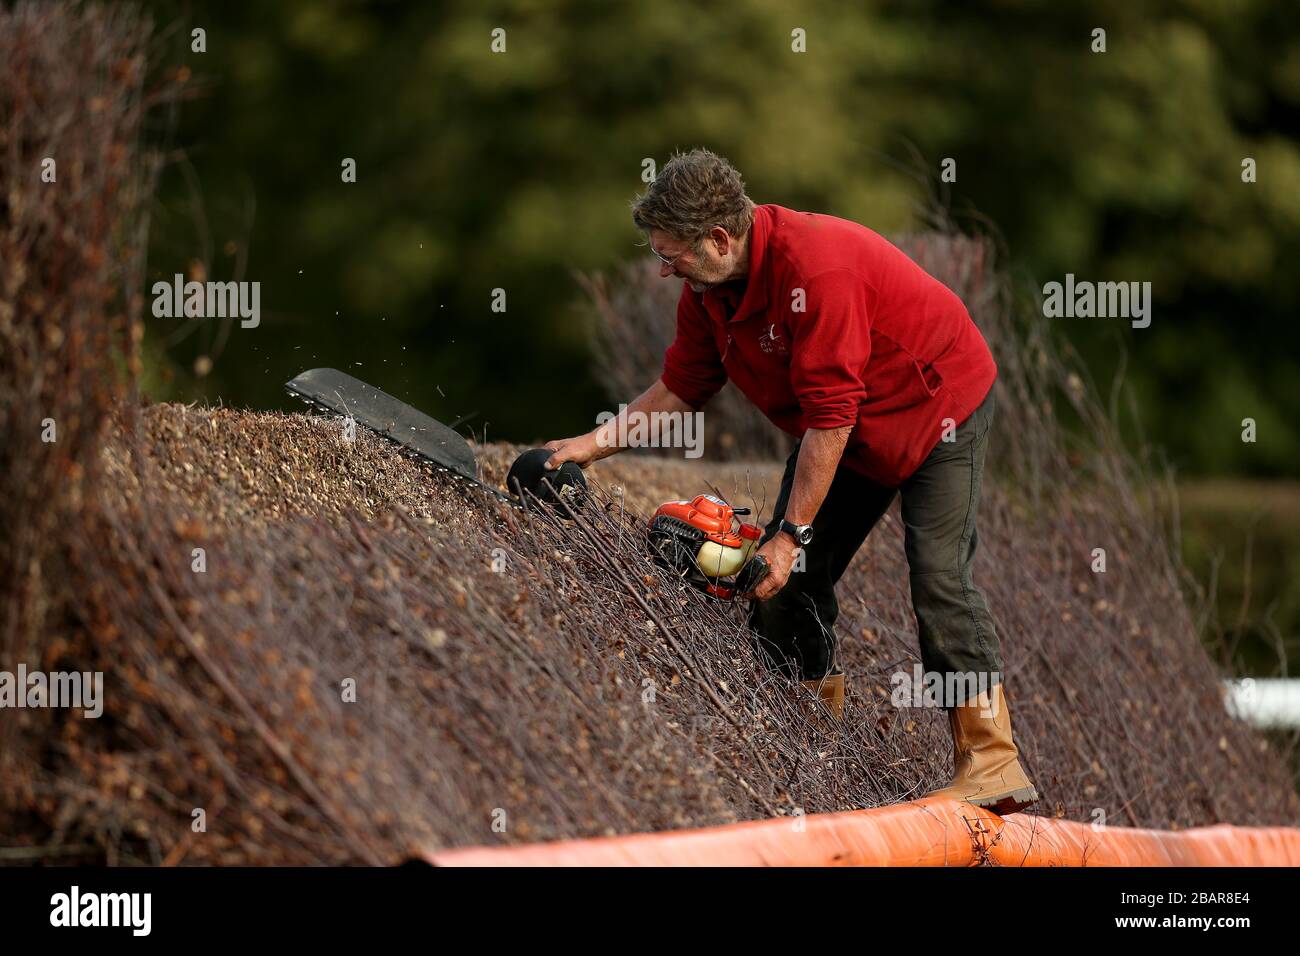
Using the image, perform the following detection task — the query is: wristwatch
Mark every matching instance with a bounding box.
[777,519,814,546]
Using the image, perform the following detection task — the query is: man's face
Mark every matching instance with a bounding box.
[648,228,732,293]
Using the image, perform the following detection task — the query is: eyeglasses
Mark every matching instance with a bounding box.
[646,227,719,267]
[648,240,690,268]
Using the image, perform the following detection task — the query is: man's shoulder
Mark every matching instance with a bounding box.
[761,204,893,278]
[762,203,880,238]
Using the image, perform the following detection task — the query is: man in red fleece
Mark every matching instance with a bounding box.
[545,149,1038,814]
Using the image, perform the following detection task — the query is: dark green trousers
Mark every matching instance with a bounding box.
[747,389,1003,705]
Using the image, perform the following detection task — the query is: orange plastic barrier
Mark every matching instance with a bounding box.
[428,797,1300,867]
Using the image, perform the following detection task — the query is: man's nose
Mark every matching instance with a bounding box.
[659,261,675,279]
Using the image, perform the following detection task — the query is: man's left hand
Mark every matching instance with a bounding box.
[746,534,801,601]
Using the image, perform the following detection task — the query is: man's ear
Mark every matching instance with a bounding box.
[708,226,731,255]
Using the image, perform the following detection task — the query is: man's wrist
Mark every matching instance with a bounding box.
[776,519,814,546]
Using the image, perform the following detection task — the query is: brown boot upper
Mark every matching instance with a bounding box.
[799,670,845,725]
[924,682,1039,814]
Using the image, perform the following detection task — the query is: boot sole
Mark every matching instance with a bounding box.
[967,786,1040,816]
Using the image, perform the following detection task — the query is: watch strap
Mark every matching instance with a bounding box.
[778,519,812,545]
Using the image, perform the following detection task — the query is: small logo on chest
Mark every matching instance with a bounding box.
[758,323,788,355]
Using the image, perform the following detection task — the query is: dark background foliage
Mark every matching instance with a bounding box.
[144,0,1299,478]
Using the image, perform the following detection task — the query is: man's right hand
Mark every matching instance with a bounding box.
[544,379,695,470]
[543,433,602,470]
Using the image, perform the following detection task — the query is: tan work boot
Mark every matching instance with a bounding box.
[798,669,845,730]
[924,682,1039,815]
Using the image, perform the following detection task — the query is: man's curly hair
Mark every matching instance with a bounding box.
[630,148,755,248]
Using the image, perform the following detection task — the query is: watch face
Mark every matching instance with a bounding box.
[783,521,813,545]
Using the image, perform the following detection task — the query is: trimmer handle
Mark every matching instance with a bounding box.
[735,554,770,596]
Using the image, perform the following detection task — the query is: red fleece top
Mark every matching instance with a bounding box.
[661,204,996,487]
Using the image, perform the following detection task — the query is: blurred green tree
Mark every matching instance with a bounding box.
[144,0,1299,477]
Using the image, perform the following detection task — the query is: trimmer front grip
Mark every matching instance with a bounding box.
[735,554,770,596]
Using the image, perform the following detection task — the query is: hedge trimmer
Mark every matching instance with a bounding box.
[285,368,768,598]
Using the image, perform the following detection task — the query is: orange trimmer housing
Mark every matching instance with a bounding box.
[647,494,766,600]
[652,494,762,549]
